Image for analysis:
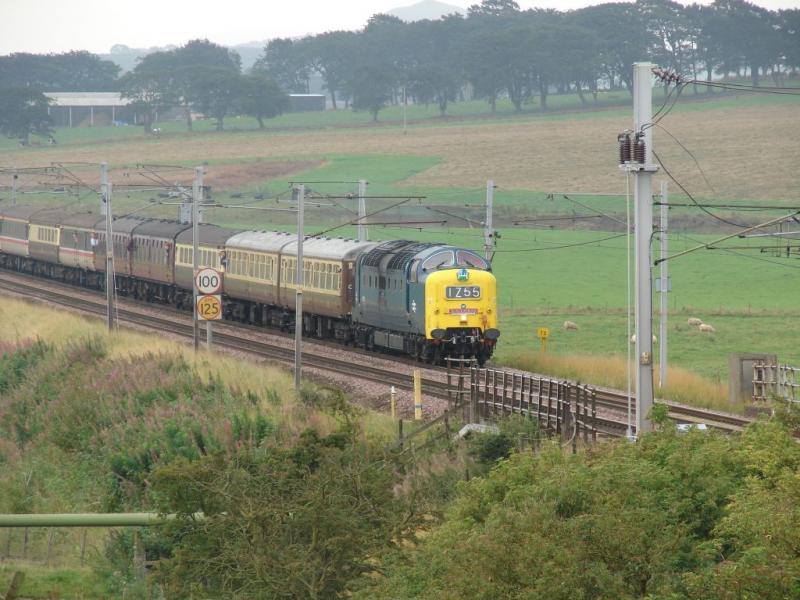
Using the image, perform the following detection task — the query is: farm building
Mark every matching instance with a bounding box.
[44,92,131,127]
[288,94,326,112]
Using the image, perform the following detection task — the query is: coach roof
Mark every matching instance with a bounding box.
[176,224,242,247]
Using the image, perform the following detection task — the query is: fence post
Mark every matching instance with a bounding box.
[4,571,25,600]
[592,389,597,443]
[80,529,87,565]
[398,419,404,450]
[413,368,423,420]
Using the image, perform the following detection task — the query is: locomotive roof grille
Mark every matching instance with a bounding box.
[360,240,413,267]
[386,243,438,270]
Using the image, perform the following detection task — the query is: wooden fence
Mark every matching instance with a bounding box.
[395,364,598,454]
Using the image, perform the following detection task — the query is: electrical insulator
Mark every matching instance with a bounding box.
[634,135,646,163]
[617,133,632,164]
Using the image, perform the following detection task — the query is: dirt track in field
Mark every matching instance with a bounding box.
[3,102,798,200]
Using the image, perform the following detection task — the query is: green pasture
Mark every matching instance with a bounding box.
[1,85,796,153]
[304,225,799,379]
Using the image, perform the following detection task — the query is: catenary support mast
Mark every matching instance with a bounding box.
[659,180,668,388]
[633,62,657,435]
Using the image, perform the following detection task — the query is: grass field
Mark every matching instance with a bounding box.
[0,87,797,402]
[3,92,799,202]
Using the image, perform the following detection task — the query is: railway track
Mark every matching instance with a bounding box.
[0,270,755,436]
[0,271,452,399]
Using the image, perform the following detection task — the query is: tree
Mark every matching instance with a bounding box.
[0,87,52,144]
[307,31,359,109]
[348,65,394,121]
[468,0,520,17]
[711,0,780,86]
[171,39,241,131]
[779,9,800,74]
[151,427,407,598]
[183,66,243,131]
[0,51,119,91]
[118,51,179,132]
[253,38,312,94]
[572,3,654,93]
[408,64,460,117]
[238,74,289,128]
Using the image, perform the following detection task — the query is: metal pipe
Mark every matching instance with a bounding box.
[659,180,668,388]
[357,179,367,242]
[102,163,114,332]
[11,168,17,206]
[484,180,494,259]
[192,167,202,352]
[0,513,202,528]
[294,185,305,391]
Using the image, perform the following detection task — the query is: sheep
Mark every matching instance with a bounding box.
[563,320,579,331]
[687,317,703,327]
[630,334,658,344]
[699,323,716,333]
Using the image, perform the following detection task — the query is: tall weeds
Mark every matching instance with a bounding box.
[504,351,730,412]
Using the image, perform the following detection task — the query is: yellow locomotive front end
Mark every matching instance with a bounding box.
[424,267,499,363]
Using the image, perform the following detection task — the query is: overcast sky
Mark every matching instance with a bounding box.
[1,0,798,55]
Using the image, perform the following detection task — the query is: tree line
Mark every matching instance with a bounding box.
[261,0,799,118]
[0,0,798,139]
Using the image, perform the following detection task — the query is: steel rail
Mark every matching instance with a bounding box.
[0,270,753,435]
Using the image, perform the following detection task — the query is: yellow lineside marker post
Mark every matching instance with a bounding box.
[390,385,397,420]
[413,369,422,420]
[537,327,550,353]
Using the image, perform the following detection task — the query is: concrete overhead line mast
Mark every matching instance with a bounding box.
[618,62,659,437]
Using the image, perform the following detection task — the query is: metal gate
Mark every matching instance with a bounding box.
[753,363,799,402]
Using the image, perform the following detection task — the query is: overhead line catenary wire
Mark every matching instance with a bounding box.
[692,81,800,96]
[309,197,416,238]
[492,233,627,253]
[651,149,750,229]
[647,81,689,128]
[561,194,627,226]
[424,206,484,227]
[680,232,800,270]
[654,123,715,194]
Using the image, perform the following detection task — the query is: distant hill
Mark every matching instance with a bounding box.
[387,0,465,21]
[100,42,265,73]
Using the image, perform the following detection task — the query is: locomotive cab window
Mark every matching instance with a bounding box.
[456,250,489,270]
[422,251,454,272]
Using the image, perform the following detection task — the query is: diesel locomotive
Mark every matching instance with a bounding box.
[0,205,500,363]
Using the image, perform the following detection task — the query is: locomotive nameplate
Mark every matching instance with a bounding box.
[446,285,481,300]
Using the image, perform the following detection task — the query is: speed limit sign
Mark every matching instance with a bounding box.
[195,267,222,295]
[197,294,222,321]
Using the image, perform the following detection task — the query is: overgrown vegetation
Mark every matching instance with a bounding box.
[356,406,800,600]
[1,299,799,598]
